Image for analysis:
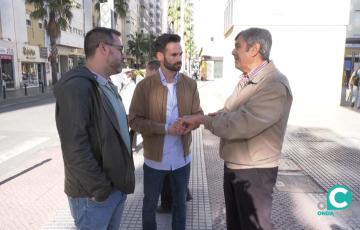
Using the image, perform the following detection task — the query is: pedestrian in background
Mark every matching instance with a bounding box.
[145,60,161,77]
[180,27,293,230]
[348,68,359,108]
[129,33,202,230]
[54,27,135,230]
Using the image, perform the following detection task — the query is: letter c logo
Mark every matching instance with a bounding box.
[327,185,352,210]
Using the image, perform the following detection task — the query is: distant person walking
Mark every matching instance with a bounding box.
[54,27,135,230]
[348,68,360,108]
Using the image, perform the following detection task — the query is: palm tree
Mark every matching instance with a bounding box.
[184,2,196,73]
[168,0,181,33]
[127,33,147,69]
[146,33,157,61]
[26,0,73,85]
[114,0,128,18]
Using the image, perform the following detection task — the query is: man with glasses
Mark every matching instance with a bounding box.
[54,27,135,229]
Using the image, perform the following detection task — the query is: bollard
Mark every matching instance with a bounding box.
[2,85,6,99]
[24,83,28,96]
[39,82,44,93]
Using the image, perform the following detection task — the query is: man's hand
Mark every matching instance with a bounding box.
[208,108,224,116]
[179,114,205,134]
[167,120,186,135]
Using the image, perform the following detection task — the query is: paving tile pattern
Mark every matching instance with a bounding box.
[202,126,360,230]
[42,128,212,230]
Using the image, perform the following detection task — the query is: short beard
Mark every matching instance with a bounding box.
[164,58,181,72]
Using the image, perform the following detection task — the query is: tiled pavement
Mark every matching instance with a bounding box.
[203,126,360,230]
[5,124,357,230]
[41,128,212,230]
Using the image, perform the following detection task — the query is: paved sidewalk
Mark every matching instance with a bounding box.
[203,126,360,230]
[40,129,212,230]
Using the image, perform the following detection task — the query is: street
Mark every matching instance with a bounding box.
[0,98,58,177]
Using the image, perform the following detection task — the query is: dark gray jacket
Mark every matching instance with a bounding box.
[54,66,135,201]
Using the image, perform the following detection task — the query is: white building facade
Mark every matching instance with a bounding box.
[223,0,350,126]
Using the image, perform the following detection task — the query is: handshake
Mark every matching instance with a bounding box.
[167,114,205,135]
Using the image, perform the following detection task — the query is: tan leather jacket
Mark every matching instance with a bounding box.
[129,72,203,162]
[204,62,293,169]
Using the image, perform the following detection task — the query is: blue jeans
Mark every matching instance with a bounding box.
[143,163,190,230]
[68,189,127,230]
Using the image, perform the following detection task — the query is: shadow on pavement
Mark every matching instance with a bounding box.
[0,158,52,186]
[0,96,55,114]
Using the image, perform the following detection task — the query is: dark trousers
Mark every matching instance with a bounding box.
[161,174,173,209]
[143,163,190,230]
[223,166,278,230]
[161,175,191,209]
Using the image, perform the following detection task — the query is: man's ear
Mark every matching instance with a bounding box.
[156,51,163,62]
[249,43,260,57]
[98,42,108,56]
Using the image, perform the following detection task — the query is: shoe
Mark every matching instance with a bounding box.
[186,190,193,201]
[156,206,171,213]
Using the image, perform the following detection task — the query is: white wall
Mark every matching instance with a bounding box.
[193,0,226,57]
[222,0,350,127]
[84,0,93,34]
[58,0,87,48]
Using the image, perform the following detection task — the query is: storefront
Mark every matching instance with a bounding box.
[0,47,15,90]
[18,45,49,88]
[57,46,84,78]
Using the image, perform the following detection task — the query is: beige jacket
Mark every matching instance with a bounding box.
[204,62,292,169]
[128,72,202,162]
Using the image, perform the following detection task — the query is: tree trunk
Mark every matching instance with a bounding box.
[50,37,58,85]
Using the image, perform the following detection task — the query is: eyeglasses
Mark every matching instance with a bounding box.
[102,42,124,53]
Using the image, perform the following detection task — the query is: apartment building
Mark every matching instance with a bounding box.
[0,0,92,90]
[56,0,92,80]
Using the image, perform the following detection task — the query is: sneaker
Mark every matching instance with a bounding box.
[186,189,193,201]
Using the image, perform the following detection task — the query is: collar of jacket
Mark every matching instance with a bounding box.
[150,71,188,85]
[250,61,292,97]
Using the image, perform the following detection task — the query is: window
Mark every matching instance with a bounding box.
[38,22,43,29]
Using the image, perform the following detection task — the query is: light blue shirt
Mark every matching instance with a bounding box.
[144,69,192,171]
[92,71,131,154]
